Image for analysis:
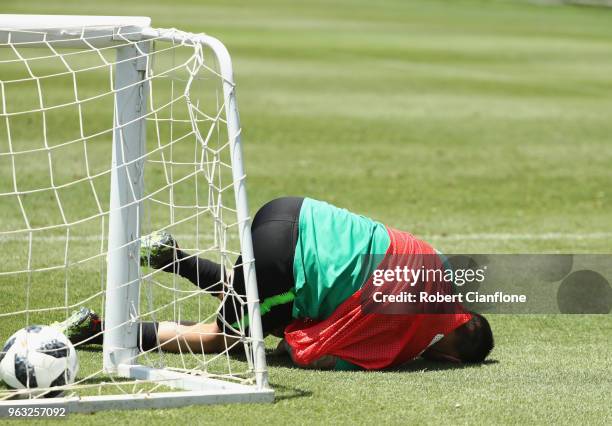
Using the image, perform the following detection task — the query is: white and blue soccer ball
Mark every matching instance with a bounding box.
[0,325,78,397]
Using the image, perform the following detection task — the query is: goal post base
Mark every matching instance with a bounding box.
[0,364,274,416]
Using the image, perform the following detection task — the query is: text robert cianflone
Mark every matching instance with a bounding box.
[371,291,527,304]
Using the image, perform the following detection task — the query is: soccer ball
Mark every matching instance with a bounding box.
[0,325,78,397]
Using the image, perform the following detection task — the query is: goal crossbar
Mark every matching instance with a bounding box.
[0,15,152,31]
[0,15,153,47]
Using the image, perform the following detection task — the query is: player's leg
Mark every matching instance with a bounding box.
[141,197,304,336]
[53,308,237,353]
[140,197,305,314]
[154,321,239,353]
[140,232,226,298]
[133,196,304,351]
[133,194,304,352]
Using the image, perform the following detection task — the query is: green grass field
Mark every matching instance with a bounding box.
[1,0,612,424]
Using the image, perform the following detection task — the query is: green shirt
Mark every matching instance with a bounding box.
[292,198,391,320]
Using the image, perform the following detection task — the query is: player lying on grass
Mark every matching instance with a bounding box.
[57,197,494,370]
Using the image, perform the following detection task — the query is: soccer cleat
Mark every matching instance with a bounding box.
[50,307,102,345]
[140,230,178,269]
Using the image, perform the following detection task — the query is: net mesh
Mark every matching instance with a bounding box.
[0,24,258,400]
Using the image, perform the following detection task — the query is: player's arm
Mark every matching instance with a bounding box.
[156,321,240,353]
[273,339,338,370]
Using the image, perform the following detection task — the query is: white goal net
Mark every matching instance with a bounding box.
[0,15,271,413]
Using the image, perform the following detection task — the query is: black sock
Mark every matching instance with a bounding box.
[166,250,224,292]
[86,321,158,350]
[90,324,104,345]
[138,322,159,351]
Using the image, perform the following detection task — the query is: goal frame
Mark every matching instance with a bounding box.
[0,14,273,414]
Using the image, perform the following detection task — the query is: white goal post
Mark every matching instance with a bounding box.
[0,14,272,413]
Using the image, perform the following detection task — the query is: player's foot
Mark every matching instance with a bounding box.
[51,307,102,345]
[140,231,178,269]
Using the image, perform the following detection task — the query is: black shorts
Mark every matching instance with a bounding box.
[217,197,304,335]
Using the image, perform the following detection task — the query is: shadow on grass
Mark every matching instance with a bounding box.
[266,348,499,373]
[74,344,104,353]
[264,351,298,369]
[267,383,313,402]
[75,375,133,385]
